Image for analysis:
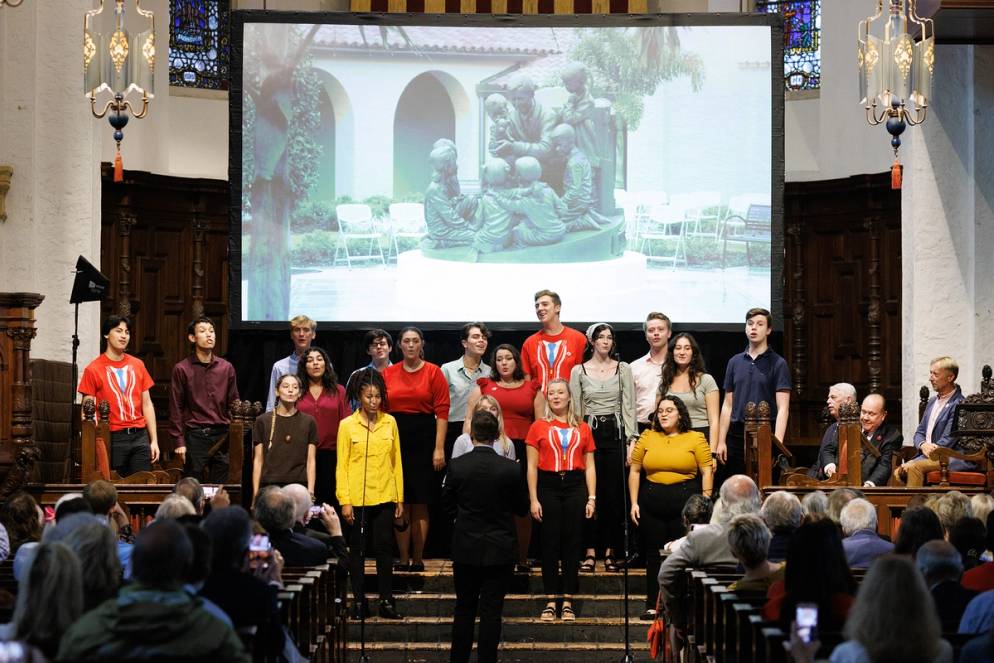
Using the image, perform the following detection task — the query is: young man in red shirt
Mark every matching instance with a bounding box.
[168,316,240,482]
[520,289,587,393]
[78,315,160,476]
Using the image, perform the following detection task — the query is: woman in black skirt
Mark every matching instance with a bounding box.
[382,327,450,572]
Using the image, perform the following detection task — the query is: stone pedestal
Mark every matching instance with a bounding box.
[0,1,103,363]
[902,45,994,434]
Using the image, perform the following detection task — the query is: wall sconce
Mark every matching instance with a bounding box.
[84,0,155,182]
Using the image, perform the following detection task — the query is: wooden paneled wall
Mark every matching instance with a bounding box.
[783,171,903,449]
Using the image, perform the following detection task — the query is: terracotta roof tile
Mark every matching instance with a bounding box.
[312,25,568,55]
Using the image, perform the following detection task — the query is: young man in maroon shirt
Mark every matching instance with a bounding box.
[168,316,239,482]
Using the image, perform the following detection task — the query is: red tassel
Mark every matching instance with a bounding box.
[114,151,123,183]
[891,158,902,189]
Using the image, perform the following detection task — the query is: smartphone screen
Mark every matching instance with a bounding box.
[796,603,818,643]
[309,505,323,516]
[247,534,271,571]
[203,485,219,500]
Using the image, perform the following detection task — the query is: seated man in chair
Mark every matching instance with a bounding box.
[894,356,967,487]
[809,383,857,479]
[822,394,902,487]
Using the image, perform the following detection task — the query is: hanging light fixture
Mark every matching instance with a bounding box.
[84,0,155,183]
[858,0,934,189]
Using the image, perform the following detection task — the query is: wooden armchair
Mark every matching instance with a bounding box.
[743,401,793,487]
[784,401,876,488]
[925,365,994,488]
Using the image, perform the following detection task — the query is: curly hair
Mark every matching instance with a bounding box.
[659,333,708,399]
[346,367,389,412]
[1,492,42,554]
[298,346,338,390]
[650,395,692,434]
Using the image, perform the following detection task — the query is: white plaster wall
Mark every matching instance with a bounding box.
[901,44,994,436]
[0,0,103,364]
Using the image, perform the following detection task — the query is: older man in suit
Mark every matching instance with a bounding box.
[442,410,529,663]
[895,356,967,487]
[658,475,762,648]
[840,498,893,568]
[822,393,903,487]
[809,383,857,478]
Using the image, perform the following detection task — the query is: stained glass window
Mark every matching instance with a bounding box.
[757,0,821,91]
[169,0,230,90]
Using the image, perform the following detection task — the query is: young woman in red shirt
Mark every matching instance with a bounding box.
[382,327,450,572]
[464,343,545,571]
[297,346,351,509]
[526,378,596,622]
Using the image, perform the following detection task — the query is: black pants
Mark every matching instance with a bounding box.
[639,479,698,608]
[537,471,586,596]
[714,422,745,494]
[183,427,229,483]
[450,562,512,663]
[347,502,395,603]
[583,416,628,556]
[110,429,152,477]
[314,449,338,509]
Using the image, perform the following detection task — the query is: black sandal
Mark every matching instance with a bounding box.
[580,555,596,572]
[604,556,619,572]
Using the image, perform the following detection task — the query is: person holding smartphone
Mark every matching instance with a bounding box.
[337,368,404,620]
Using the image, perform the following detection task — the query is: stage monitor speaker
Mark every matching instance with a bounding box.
[69,256,109,304]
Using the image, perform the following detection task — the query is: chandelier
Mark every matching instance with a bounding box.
[858,0,934,189]
[84,0,155,183]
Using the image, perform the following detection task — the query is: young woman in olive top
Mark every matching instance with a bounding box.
[658,332,720,454]
[629,395,713,620]
[252,374,318,499]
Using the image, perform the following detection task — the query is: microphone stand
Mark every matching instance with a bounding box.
[357,380,373,663]
[617,369,634,663]
[69,301,81,480]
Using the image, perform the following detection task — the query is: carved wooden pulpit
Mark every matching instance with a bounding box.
[0,293,44,500]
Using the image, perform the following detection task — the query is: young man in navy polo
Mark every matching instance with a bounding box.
[714,308,791,490]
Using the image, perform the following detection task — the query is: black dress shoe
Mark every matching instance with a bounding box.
[640,608,657,621]
[409,561,425,573]
[378,599,403,620]
[349,601,370,620]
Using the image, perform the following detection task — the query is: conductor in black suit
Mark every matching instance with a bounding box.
[442,410,529,663]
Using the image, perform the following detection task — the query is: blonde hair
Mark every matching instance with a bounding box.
[289,314,317,331]
[971,494,994,527]
[475,395,512,450]
[543,378,580,426]
[930,355,959,380]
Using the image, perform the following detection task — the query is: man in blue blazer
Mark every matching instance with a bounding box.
[894,356,967,487]
[442,410,529,663]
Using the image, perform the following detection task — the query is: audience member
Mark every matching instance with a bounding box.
[826,487,861,523]
[658,475,761,635]
[200,506,285,658]
[49,513,123,612]
[822,393,903,487]
[155,494,197,520]
[54,497,93,521]
[58,518,249,661]
[894,506,945,557]
[1,493,42,556]
[959,626,994,663]
[283,483,348,559]
[790,555,952,663]
[254,485,327,567]
[662,494,714,557]
[972,494,994,531]
[810,383,856,479]
[760,491,802,562]
[959,588,994,636]
[4,542,83,660]
[952,517,988,571]
[800,490,828,519]
[763,518,855,631]
[180,521,232,627]
[895,356,968,487]
[81,479,134,578]
[726,514,783,592]
[917,539,977,631]
[840,498,893,568]
[963,512,994,592]
[935,490,974,534]
[266,314,316,412]
[174,476,206,514]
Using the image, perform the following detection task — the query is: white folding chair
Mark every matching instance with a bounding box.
[388,202,426,261]
[334,204,385,268]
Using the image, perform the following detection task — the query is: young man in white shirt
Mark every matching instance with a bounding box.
[630,312,672,432]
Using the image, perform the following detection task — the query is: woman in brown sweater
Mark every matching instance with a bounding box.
[252,373,318,499]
